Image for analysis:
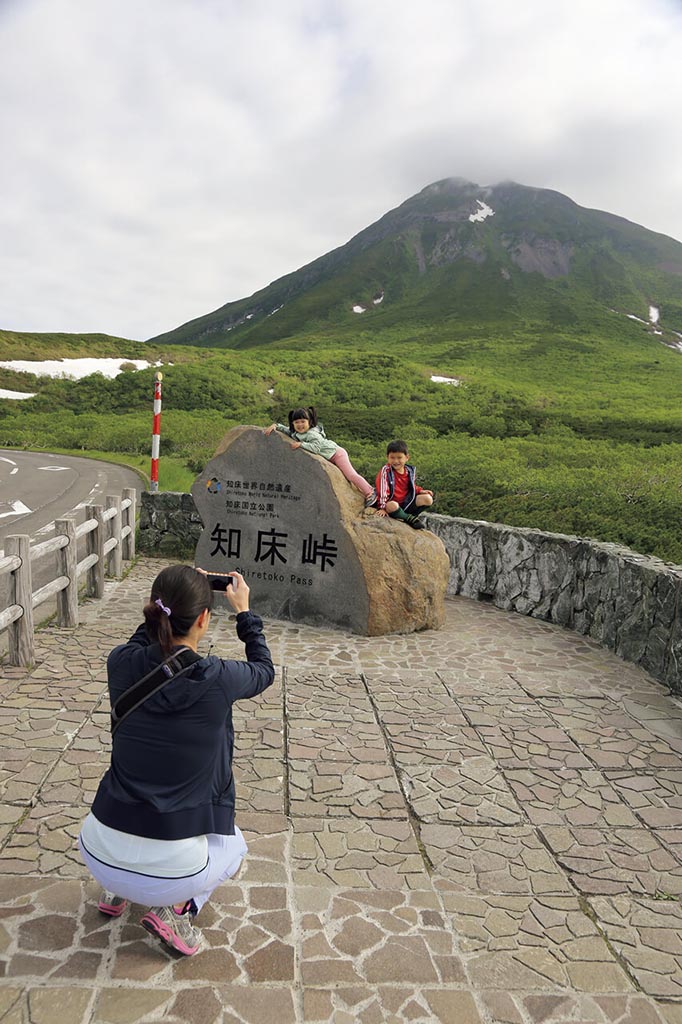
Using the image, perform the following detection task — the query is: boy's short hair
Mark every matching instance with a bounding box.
[386,439,409,455]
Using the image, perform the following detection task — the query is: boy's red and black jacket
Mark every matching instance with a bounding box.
[91,614,274,840]
[375,463,423,510]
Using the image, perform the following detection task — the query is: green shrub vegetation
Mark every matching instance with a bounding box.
[3,181,682,560]
[2,316,682,563]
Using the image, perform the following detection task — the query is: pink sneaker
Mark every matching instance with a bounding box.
[141,905,201,956]
[97,890,127,917]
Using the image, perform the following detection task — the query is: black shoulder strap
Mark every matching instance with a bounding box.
[110,647,203,736]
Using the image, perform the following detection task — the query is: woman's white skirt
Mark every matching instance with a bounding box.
[78,827,247,913]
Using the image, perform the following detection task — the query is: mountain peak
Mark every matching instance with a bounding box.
[420,176,482,193]
[148,179,682,348]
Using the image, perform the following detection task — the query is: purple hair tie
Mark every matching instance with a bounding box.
[155,598,171,616]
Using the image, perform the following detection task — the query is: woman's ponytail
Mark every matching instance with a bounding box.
[143,598,175,657]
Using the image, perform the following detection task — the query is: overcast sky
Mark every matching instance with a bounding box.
[2,0,681,342]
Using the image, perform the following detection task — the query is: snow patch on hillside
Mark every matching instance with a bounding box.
[373,293,384,305]
[431,375,462,386]
[613,306,682,355]
[469,200,495,223]
[352,305,366,314]
[0,358,158,379]
[0,388,36,400]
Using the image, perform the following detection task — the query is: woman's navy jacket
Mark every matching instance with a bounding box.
[91,612,274,840]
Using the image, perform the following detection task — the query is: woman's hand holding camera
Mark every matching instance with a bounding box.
[225,572,250,614]
[196,567,250,615]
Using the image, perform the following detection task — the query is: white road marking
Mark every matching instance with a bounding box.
[38,466,70,472]
[11,467,18,475]
[0,456,18,467]
[0,499,32,520]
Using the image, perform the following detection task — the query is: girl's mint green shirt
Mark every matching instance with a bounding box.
[275,423,339,460]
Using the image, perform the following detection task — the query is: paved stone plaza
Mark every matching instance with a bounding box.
[2,557,682,1023]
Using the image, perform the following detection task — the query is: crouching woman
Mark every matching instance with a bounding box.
[78,564,274,956]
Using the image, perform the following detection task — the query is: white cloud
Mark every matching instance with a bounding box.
[1,0,681,340]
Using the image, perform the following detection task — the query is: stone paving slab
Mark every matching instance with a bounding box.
[477,991,669,1023]
[385,722,489,766]
[2,556,682,1022]
[363,670,445,694]
[510,667,665,701]
[539,698,682,770]
[436,668,524,696]
[0,706,84,753]
[285,673,376,722]
[591,896,682,998]
[38,714,111,806]
[233,718,284,759]
[296,886,462,988]
[654,828,682,863]
[234,757,285,815]
[538,825,682,897]
[1,803,86,877]
[455,693,560,729]
[370,692,469,724]
[0,683,102,713]
[291,818,429,890]
[0,985,673,1024]
[400,759,525,826]
[604,770,682,828]
[288,759,405,819]
[0,745,62,808]
[474,722,593,770]
[421,824,573,896]
[503,767,639,828]
[443,894,632,993]
[287,718,388,763]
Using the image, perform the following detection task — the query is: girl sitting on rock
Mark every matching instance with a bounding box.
[264,406,374,502]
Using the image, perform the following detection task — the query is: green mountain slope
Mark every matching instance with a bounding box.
[3,179,682,563]
[148,178,682,348]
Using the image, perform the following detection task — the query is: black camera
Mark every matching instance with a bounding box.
[206,573,234,591]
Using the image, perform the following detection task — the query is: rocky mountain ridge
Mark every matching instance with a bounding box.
[148,178,682,349]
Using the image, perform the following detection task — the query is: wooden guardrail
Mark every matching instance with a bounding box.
[0,487,136,667]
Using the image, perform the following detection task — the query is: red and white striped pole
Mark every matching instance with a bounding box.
[150,371,163,492]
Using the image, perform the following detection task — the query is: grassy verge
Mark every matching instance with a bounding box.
[21,448,196,492]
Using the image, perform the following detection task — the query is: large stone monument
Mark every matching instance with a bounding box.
[192,426,450,635]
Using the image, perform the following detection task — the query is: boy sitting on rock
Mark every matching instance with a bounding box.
[369,439,434,529]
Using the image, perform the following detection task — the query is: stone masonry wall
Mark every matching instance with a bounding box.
[137,493,682,692]
[425,513,682,693]
[137,491,203,557]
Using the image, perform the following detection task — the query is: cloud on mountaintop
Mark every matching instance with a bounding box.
[1,0,681,339]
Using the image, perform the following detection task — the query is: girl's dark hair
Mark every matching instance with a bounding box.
[288,406,317,431]
[143,565,213,656]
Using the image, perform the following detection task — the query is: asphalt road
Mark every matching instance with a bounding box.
[0,450,145,641]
